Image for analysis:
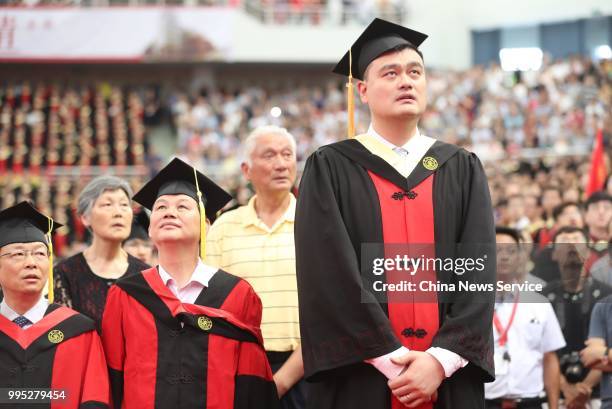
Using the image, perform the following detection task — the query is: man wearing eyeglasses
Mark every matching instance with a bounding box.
[0,201,110,408]
[1,247,51,315]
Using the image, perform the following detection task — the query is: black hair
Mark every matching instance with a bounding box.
[495,226,521,245]
[552,201,581,221]
[496,199,508,208]
[552,226,589,244]
[585,191,612,210]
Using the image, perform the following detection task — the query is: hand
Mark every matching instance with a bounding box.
[562,382,591,409]
[575,382,592,401]
[388,351,444,408]
[580,343,607,368]
[273,374,288,398]
[567,394,589,409]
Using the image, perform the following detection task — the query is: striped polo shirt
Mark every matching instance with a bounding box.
[206,194,300,352]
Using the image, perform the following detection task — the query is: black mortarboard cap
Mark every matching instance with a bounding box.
[132,157,232,222]
[333,18,428,81]
[0,201,62,249]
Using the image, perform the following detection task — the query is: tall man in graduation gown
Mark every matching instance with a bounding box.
[295,18,496,409]
[0,201,110,409]
[101,158,280,409]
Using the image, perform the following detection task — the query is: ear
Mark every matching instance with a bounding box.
[240,162,250,181]
[80,213,91,229]
[357,80,368,104]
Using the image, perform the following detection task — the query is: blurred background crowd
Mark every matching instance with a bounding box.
[1,55,610,257]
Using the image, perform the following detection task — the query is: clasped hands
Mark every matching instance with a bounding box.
[388,351,445,408]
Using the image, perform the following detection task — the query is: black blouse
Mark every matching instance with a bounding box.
[53,252,150,329]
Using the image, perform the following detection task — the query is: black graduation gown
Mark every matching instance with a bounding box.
[295,139,496,409]
[101,267,280,409]
[0,304,110,409]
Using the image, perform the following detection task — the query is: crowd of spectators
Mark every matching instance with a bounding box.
[0,82,155,255]
[0,0,400,25]
[244,0,405,26]
[0,55,610,256]
[0,82,150,170]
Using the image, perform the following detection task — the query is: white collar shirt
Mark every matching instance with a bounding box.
[0,295,48,329]
[367,124,436,177]
[484,296,566,399]
[158,260,217,304]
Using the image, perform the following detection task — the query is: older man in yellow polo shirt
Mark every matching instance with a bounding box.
[207,125,305,409]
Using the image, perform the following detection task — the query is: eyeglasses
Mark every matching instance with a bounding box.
[0,249,49,262]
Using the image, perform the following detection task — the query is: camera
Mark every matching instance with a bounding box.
[559,351,588,383]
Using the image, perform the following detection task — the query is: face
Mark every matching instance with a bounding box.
[586,200,612,232]
[242,133,297,195]
[496,234,520,281]
[563,188,580,203]
[524,195,541,221]
[506,197,525,221]
[357,48,427,121]
[123,238,155,266]
[552,232,589,278]
[504,184,521,197]
[0,242,49,296]
[542,190,561,213]
[557,205,584,228]
[149,194,201,247]
[82,189,133,242]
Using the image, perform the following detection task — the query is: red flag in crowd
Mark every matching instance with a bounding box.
[586,128,608,197]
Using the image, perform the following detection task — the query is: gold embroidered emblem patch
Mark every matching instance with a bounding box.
[48,330,64,344]
[422,156,438,171]
[197,316,213,331]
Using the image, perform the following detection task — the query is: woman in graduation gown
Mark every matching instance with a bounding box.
[295,18,496,409]
[101,158,280,409]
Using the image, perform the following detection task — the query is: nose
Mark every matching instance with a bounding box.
[398,71,413,90]
[24,252,38,267]
[162,207,178,218]
[274,155,290,170]
[112,203,127,216]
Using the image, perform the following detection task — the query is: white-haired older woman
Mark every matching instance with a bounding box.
[54,175,150,329]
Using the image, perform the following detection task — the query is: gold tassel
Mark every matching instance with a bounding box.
[347,48,355,139]
[47,218,54,304]
[193,167,207,261]
[198,193,207,261]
